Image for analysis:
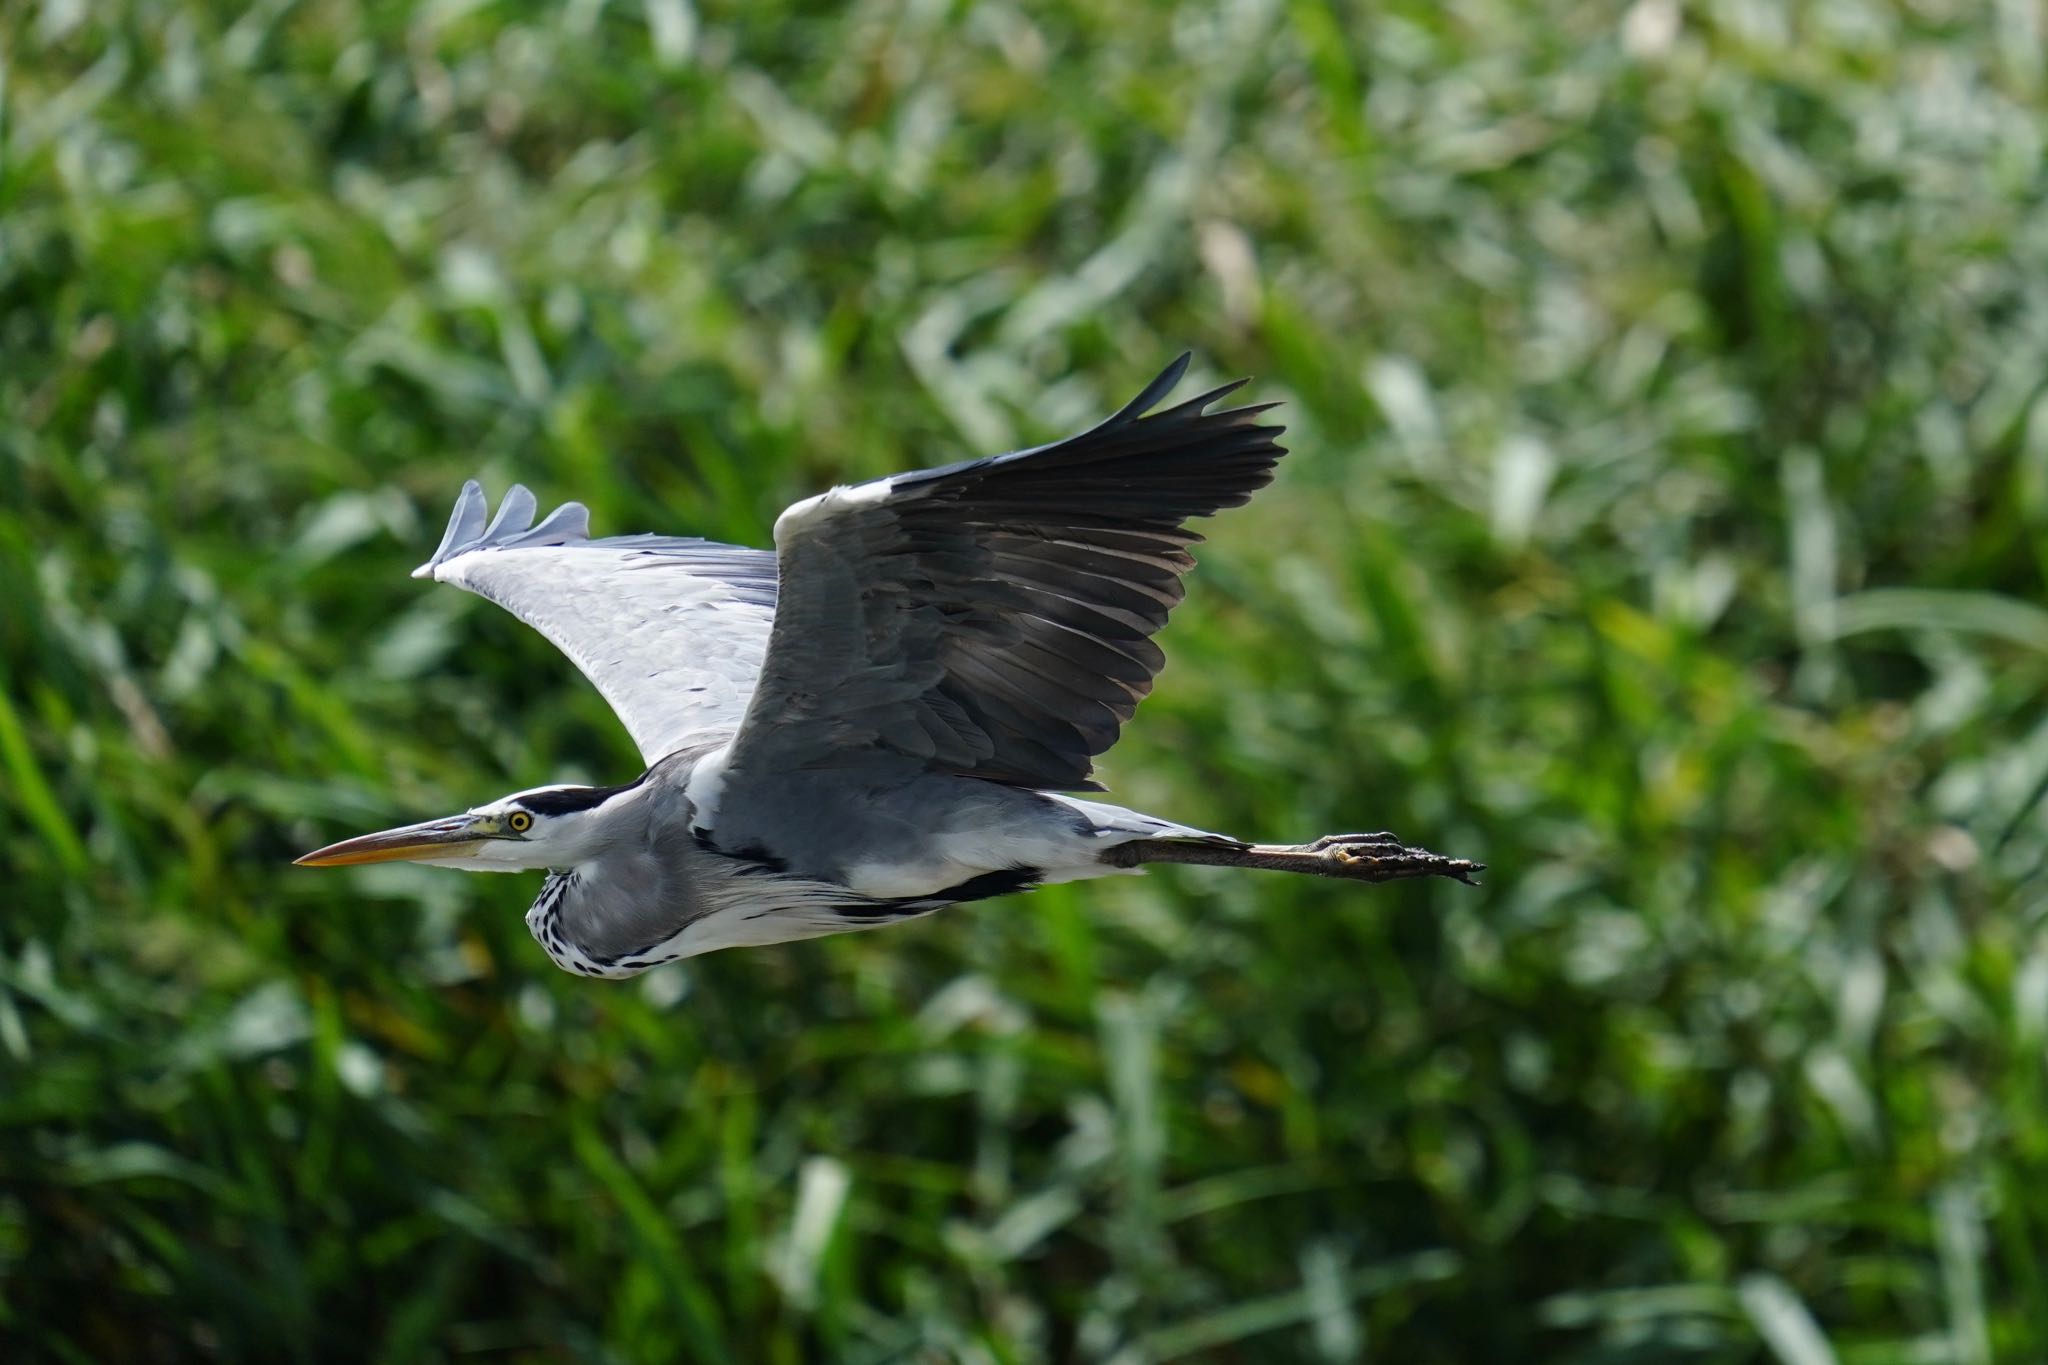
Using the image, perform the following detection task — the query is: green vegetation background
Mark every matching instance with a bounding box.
[5,1,2046,1360]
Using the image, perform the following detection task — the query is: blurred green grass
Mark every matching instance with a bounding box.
[5,0,2048,1359]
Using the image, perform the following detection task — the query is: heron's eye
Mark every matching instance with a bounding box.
[507,811,534,833]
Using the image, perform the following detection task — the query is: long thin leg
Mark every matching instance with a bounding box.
[1103,831,1483,886]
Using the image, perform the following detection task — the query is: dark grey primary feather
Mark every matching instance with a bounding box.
[727,354,1286,791]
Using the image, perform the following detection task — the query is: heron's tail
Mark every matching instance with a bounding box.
[1102,831,1483,886]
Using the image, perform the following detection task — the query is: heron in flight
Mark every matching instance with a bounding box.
[298,357,1480,977]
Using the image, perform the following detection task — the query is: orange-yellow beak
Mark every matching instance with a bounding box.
[295,814,494,867]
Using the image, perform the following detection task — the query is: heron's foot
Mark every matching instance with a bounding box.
[1304,832,1485,886]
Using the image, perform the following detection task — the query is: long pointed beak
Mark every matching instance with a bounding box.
[295,814,494,867]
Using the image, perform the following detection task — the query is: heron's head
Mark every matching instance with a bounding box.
[295,782,640,873]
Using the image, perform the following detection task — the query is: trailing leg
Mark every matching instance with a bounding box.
[1102,830,1483,886]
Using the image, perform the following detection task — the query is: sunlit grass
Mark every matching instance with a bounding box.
[4,0,2048,1359]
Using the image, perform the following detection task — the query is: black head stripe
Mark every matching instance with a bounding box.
[517,779,640,817]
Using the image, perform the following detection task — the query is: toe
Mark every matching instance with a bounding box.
[1310,831,1403,851]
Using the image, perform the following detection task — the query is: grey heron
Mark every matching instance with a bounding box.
[297,357,1481,977]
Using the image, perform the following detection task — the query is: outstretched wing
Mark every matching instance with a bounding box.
[726,355,1286,792]
[414,483,778,765]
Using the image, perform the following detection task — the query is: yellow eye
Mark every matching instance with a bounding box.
[507,811,533,833]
